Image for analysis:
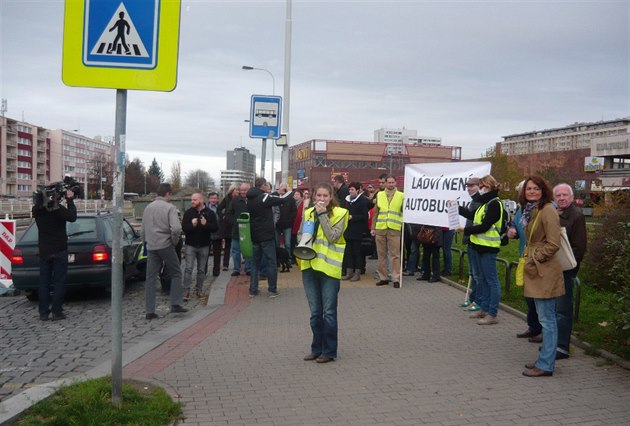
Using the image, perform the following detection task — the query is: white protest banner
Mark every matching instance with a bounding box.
[403,162,491,227]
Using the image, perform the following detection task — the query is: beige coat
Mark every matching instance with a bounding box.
[523,203,565,299]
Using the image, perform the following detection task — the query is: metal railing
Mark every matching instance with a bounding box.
[452,247,581,322]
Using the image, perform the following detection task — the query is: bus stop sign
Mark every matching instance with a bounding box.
[249,95,282,139]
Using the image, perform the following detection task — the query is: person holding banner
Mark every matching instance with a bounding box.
[371,175,404,288]
[298,183,349,363]
[458,177,483,310]
[455,175,503,325]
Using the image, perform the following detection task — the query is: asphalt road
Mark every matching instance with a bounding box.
[0,272,211,402]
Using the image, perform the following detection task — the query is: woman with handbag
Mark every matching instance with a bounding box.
[416,225,443,282]
[298,183,349,363]
[517,176,564,377]
[455,175,503,325]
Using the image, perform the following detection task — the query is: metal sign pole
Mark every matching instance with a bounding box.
[111,88,127,406]
[260,138,267,179]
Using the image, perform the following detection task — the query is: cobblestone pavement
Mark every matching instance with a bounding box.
[0,268,218,402]
[3,257,630,425]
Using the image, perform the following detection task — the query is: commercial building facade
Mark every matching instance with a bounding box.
[289,139,461,189]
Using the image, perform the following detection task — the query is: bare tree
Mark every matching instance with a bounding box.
[184,169,215,193]
[170,161,182,191]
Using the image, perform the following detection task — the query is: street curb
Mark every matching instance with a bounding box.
[0,273,231,425]
[440,276,630,371]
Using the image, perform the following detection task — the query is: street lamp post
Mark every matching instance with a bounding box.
[242,65,276,185]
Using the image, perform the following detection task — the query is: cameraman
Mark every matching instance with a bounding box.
[181,192,217,300]
[33,188,77,321]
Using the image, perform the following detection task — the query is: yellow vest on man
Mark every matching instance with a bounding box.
[469,200,503,248]
[300,206,348,279]
[375,190,404,231]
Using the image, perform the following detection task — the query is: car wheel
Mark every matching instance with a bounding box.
[25,290,38,301]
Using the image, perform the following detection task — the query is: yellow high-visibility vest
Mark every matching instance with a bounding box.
[375,190,404,231]
[469,199,503,248]
[300,206,348,279]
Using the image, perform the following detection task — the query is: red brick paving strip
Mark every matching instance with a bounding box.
[123,279,250,378]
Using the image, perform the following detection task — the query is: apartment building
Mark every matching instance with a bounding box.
[0,116,115,198]
[497,117,630,192]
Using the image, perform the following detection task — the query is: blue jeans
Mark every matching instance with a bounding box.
[476,250,501,317]
[442,230,455,274]
[38,250,68,316]
[534,297,558,372]
[302,268,340,358]
[405,240,420,274]
[231,238,252,274]
[250,239,277,294]
[183,245,209,293]
[467,245,481,305]
[557,270,577,353]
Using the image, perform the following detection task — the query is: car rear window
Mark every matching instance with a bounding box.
[20,218,98,242]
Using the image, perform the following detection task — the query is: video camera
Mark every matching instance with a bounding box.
[32,176,83,211]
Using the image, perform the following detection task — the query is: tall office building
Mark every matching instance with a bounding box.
[220,147,256,195]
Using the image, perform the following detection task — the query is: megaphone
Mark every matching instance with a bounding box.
[294,219,317,260]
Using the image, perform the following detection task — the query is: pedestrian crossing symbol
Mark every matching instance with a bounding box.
[62,0,180,91]
[84,0,157,68]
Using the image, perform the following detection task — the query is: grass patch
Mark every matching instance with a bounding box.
[15,377,182,426]
[446,234,630,360]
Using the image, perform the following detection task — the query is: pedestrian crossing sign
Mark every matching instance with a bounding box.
[62,0,181,91]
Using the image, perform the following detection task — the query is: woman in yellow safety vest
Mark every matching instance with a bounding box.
[298,182,348,364]
[455,174,503,326]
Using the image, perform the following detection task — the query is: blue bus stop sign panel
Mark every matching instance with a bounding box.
[249,95,282,139]
[63,0,181,91]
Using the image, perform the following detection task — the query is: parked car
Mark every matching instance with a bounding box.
[11,213,144,300]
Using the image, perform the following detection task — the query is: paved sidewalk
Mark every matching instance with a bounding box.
[128,262,629,425]
[3,259,630,425]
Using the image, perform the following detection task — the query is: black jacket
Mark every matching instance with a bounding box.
[336,184,349,208]
[246,187,294,243]
[276,195,297,230]
[33,200,77,256]
[228,196,249,239]
[182,206,218,247]
[458,189,501,253]
[344,193,370,240]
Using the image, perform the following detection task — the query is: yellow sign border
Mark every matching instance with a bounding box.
[62,0,181,92]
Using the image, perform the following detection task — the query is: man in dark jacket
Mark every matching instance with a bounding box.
[553,183,587,360]
[228,182,251,276]
[33,188,77,321]
[275,182,297,260]
[246,177,294,298]
[333,175,349,208]
[182,192,218,300]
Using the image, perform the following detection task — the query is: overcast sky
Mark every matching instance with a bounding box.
[1,0,628,183]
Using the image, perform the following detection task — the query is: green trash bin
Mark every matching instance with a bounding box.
[237,212,253,258]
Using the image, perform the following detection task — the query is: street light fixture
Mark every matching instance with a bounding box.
[242,65,275,95]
